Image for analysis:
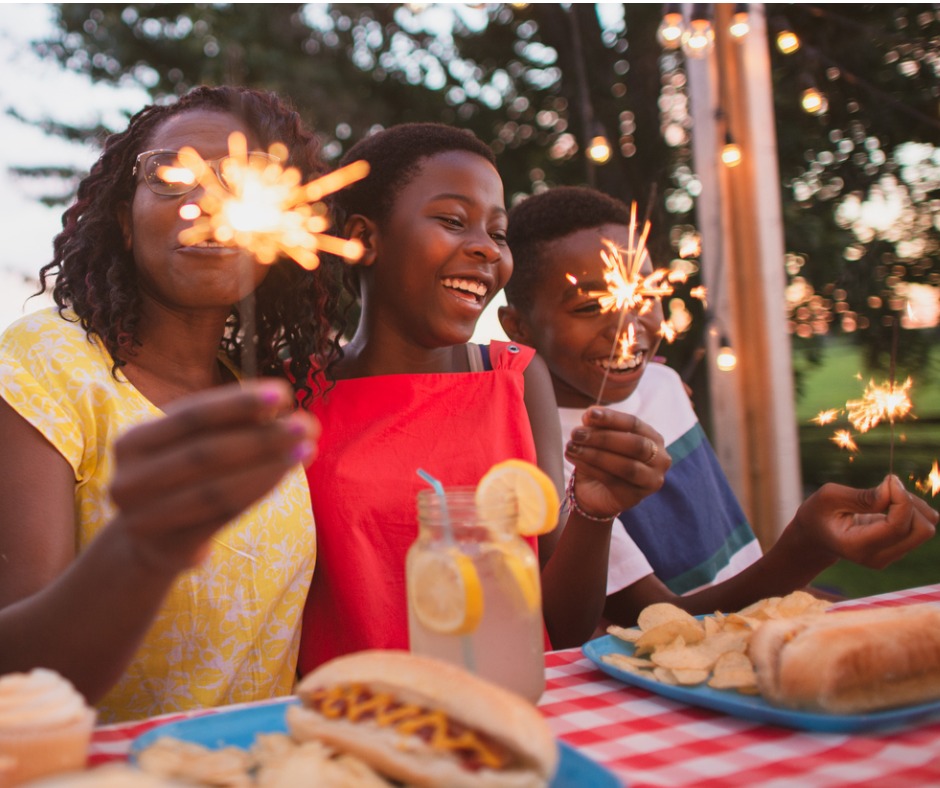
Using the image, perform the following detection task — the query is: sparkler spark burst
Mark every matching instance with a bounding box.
[812,409,840,426]
[915,460,940,496]
[176,132,369,269]
[566,216,705,356]
[845,377,914,433]
[564,203,707,404]
[831,429,859,453]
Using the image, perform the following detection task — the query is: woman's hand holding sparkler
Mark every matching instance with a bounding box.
[787,475,938,571]
[109,379,319,575]
[564,407,671,520]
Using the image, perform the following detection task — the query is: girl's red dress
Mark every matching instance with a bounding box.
[298,341,540,673]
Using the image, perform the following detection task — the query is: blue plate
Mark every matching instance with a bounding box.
[584,634,940,733]
[131,698,621,787]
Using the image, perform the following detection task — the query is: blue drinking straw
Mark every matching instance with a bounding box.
[416,468,476,672]
[417,468,455,545]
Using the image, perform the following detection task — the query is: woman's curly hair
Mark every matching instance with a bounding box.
[38,85,340,403]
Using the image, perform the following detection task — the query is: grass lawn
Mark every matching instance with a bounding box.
[793,337,940,598]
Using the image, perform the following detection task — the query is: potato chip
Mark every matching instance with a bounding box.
[695,630,750,660]
[650,644,713,672]
[708,651,757,691]
[653,666,679,685]
[671,668,710,686]
[738,596,779,619]
[638,602,698,631]
[603,653,654,670]
[777,590,820,617]
[606,624,642,644]
[703,615,723,637]
[602,653,654,676]
[635,619,705,653]
[723,613,763,630]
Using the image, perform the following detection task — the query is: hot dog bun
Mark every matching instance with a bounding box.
[749,604,940,714]
[287,650,558,788]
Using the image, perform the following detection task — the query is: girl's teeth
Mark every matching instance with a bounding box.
[442,277,487,297]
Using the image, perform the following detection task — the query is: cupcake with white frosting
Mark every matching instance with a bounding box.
[0,669,95,785]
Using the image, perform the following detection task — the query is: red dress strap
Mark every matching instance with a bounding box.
[488,340,536,370]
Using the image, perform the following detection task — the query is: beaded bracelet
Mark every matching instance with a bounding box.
[565,472,615,523]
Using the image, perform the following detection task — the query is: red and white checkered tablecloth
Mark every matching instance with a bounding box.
[89,584,940,787]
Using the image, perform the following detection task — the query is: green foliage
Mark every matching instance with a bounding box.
[24,2,940,382]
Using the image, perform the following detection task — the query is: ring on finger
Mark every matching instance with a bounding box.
[644,441,658,466]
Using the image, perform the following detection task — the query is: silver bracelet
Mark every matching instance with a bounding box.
[565,472,615,523]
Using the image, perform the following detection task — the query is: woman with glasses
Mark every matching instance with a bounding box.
[0,86,331,722]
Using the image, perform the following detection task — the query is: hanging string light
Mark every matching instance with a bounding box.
[801,84,829,114]
[729,4,750,39]
[682,5,715,59]
[776,30,801,54]
[717,337,738,371]
[721,133,743,167]
[586,127,612,164]
[657,3,684,49]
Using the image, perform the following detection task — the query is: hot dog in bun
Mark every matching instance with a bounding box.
[287,650,558,788]
[748,604,940,714]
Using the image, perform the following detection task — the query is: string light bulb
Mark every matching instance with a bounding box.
[682,7,715,59]
[729,4,750,38]
[657,4,684,50]
[776,30,800,54]
[586,134,612,164]
[721,135,743,167]
[717,337,738,372]
[801,86,828,114]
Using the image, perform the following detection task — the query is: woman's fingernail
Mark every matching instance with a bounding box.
[572,428,589,442]
[287,419,308,437]
[590,408,605,421]
[566,442,582,457]
[259,383,283,406]
[291,440,315,463]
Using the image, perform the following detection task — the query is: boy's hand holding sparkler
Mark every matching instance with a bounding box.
[564,408,671,520]
[783,475,937,572]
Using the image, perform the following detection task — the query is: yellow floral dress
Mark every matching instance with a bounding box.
[0,308,316,723]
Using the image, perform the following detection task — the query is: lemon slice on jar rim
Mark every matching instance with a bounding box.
[475,459,560,537]
[407,548,484,635]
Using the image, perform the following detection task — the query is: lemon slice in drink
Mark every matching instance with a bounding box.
[407,548,484,635]
[491,543,542,613]
[476,459,560,536]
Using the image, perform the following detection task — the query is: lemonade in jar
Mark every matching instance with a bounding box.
[406,462,558,703]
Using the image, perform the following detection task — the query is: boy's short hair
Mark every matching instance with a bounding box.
[333,122,496,229]
[505,186,631,312]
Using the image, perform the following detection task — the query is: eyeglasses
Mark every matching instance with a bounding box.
[133,149,282,196]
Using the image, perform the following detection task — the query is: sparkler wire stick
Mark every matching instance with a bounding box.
[239,254,258,380]
[888,312,899,477]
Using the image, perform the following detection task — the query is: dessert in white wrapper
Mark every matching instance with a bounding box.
[0,669,95,785]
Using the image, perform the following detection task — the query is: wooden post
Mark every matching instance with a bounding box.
[685,4,802,545]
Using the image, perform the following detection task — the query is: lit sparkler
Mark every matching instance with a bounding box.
[845,377,913,434]
[168,132,369,377]
[915,460,940,496]
[815,374,915,476]
[177,132,369,269]
[565,203,705,403]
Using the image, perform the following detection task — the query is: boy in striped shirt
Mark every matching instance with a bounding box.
[499,186,937,627]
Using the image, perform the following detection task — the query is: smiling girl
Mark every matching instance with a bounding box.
[297,123,671,672]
